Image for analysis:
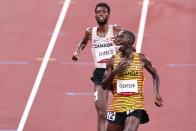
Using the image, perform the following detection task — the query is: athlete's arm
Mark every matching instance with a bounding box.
[141,54,163,107]
[72,28,91,61]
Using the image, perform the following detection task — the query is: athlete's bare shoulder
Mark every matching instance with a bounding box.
[139,53,145,58]
[86,27,92,35]
[113,24,121,31]
[83,27,93,41]
[139,53,152,67]
[86,27,92,32]
[112,24,121,36]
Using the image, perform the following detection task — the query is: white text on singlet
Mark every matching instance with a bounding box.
[93,38,116,62]
[91,25,116,68]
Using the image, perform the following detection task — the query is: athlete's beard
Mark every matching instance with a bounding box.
[97,19,108,26]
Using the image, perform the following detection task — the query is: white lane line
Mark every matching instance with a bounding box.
[0,61,30,65]
[136,0,150,53]
[0,130,17,131]
[165,64,196,67]
[65,92,112,96]
[60,62,93,65]
[65,92,93,96]
[17,0,71,131]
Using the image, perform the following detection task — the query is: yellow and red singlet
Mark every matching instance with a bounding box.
[109,52,145,112]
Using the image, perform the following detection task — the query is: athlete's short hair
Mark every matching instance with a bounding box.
[95,2,110,14]
[122,30,135,45]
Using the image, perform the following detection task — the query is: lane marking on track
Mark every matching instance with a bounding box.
[165,64,196,67]
[136,0,150,53]
[65,92,93,96]
[60,0,76,4]
[0,130,17,131]
[17,0,71,131]
[138,0,155,5]
[60,62,93,65]
[0,61,30,65]
[0,61,97,65]
[64,92,112,96]
[36,58,56,61]
[47,32,65,37]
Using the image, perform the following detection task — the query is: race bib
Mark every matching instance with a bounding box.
[94,46,116,62]
[117,79,138,94]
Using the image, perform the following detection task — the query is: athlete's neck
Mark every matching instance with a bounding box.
[121,49,133,60]
[97,24,109,34]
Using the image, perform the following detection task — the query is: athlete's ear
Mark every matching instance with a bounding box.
[129,39,133,44]
[108,14,110,19]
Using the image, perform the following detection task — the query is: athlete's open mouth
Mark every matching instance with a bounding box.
[98,17,104,21]
[116,43,122,46]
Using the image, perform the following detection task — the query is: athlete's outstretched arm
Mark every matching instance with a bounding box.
[141,54,163,107]
[72,28,91,61]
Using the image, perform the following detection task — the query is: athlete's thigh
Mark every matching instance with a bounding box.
[124,116,140,131]
[107,122,123,131]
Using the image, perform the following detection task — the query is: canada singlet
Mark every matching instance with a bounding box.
[91,25,116,68]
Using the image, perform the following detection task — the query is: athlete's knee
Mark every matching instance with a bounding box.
[95,99,107,113]
[124,126,137,131]
[124,121,139,131]
[97,110,107,120]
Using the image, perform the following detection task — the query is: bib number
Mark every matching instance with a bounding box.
[94,46,116,62]
[107,112,116,121]
[117,79,138,94]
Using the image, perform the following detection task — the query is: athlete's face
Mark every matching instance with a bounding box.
[95,6,110,25]
[115,31,130,52]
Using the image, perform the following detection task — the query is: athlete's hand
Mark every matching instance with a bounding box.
[154,94,163,107]
[114,58,129,74]
[72,52,79,61]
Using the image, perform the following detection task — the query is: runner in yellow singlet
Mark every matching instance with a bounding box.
[102,30,163,131]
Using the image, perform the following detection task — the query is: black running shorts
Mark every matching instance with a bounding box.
[107,109,149,126]
[91,68,106,85]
